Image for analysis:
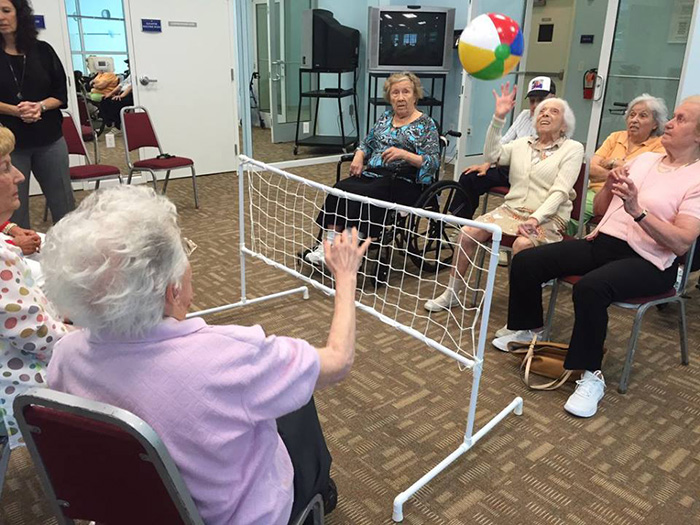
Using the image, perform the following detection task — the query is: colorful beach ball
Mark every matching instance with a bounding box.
[458,13,524,81]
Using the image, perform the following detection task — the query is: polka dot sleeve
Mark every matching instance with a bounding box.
[0,246,67,362]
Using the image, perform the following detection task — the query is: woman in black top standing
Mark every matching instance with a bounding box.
[0,0,74,228]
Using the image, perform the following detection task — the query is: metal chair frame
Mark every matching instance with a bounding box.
[120,105,199,208]
[543,240,696,394]
[0,421,10,501]
[14,388,204,525]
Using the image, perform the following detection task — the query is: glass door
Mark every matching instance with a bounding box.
[267,0,312,143]
[456,0,531,174]
[585,0,693,157]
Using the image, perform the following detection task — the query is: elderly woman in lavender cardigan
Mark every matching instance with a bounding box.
[42,185,370,525]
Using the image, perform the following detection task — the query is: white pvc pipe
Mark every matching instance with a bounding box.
[392,396,523,522]
[186,286,309,319]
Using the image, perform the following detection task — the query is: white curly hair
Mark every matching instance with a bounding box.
[42,185,188,339]
[533,97,576,138]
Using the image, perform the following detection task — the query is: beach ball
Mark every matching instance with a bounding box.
[458,13,524,80]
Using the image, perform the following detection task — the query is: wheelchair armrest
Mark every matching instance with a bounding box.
[336,153,357,183]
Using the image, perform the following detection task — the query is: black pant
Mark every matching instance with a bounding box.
[508,234,677,371]
[99,93,134,128]
[316,175,424,238]
[453,165,510,219]
[277,396,332,523]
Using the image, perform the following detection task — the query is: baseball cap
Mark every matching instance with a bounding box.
[526,76,556,98]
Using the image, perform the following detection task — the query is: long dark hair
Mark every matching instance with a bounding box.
[0,0,38,53]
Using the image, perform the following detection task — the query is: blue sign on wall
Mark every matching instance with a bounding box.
[141,19,162,33]
[34,15,45,30]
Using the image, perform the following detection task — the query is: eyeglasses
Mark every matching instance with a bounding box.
[183,237,198,257]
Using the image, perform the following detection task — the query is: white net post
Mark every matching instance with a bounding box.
[191,155,524,521]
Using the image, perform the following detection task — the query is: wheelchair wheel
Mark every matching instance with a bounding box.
[407,180,469,273]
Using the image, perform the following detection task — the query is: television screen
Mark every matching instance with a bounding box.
[378,11,447,68]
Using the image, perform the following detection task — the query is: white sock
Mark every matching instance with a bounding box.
[447,274,465,295]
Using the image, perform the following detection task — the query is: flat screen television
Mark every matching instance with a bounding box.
[301,9,360,71]
[368,6,456,74]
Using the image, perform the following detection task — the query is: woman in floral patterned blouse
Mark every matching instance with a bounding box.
[0,126,68,449]
[305,71,440,266]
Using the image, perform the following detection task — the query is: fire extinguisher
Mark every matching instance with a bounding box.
[583,68,597,100]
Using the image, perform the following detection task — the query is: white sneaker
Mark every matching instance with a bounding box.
[564,370,606,418]
[424,289,460,312]
[304,243,325,265]
[495,324,515,338]
[492,329,542,352]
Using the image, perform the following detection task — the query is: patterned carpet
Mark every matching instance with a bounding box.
[2,163,699,524]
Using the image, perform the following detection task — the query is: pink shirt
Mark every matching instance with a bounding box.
[48,317,320,525]
[593,152,700,270]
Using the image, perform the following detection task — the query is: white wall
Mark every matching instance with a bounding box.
[679,0,700,99]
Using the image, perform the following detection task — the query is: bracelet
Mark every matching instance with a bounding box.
[633,209,648,223]
[2,222,17,236]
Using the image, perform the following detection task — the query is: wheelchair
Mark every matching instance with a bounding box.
[300,130,469,287]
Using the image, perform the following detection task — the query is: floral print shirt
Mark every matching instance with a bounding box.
[358,110,440,185]
[0,238,68,448]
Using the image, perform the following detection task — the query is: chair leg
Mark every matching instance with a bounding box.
[481,193,489,216]
[678,298,689,365]
[0,436,10,501]
[618,305,649,394]
[543,280,560,340]
[43,201,49,222]
[127,168,134,185]
[162,170,171,194]
[190,165,199,208]
[146,169,158,190]
[95,180,100,190]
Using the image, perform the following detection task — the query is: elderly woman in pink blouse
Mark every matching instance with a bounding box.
[42,185,370,525]
[493,96,700,419]
[0,126,68,450]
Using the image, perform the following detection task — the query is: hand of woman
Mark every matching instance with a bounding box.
[610,171,643,217]
[381,147,406,164]
[465,162,490,176]
[517,217,540,237]
[324,228,371,279]
[12,232,41,256]
[349,151,364,177]
[17,102,42,123]
[492,82,517,119]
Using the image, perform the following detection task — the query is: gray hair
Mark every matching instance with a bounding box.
[680,95,700,134]
[625,94,668,136]
[42,185,188,339]
[383,71,424,104]
[533,98,576,138]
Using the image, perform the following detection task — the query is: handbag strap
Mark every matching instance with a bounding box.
[520,336,574,391]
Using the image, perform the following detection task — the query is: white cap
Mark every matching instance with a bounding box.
[526,76,556,98]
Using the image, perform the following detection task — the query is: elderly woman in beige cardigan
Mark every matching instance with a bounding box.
[425,82,584,312]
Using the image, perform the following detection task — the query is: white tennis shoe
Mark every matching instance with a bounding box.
[424,289,460,312]
[304,243,325,266]
[564,371,606,418]
[492,329,542,352]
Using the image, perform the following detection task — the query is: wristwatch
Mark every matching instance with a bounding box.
[40,102,48,113]
[633,209,648,223]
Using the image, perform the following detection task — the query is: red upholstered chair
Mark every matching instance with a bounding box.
[120,106,199,208]
[14,388,204,525]
[44,112,122,221]
[480,184,509,216]
[543,241,696,394]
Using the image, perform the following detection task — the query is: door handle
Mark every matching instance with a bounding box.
[139,76,158,86]
[594,74,605,101]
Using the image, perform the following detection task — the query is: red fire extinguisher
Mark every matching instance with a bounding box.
[583,68,597,100]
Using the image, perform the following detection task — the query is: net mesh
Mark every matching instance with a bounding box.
[243,158,500,366]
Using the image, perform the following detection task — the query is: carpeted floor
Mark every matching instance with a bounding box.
[2,163,699,524]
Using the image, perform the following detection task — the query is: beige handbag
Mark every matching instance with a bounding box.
[506,336,580,391]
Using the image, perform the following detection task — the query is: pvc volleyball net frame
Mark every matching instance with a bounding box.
[187,155,523,522]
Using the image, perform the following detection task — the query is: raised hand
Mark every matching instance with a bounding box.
[324,228,371,279]
[492,82,517,119]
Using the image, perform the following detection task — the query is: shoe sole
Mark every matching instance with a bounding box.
[424,302,452,312]
[563,400,600,418]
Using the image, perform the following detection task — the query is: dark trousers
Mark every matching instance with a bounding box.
[508,234,677,371]
[277,396,332,523]
[99,93,134,128]
[454,165,510,219]
[11,137,75,229]
[316,175,424,238]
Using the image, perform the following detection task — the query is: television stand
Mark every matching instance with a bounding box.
[366,72,447,134]
[294,68,360,155]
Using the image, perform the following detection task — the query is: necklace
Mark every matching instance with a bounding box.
[657,155,700,173]
[5,53,27,101]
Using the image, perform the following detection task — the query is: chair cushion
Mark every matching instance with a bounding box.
[134,156,193,170]
[70,164,121,180]
[81,125,94,141]
[489,186,510,196]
